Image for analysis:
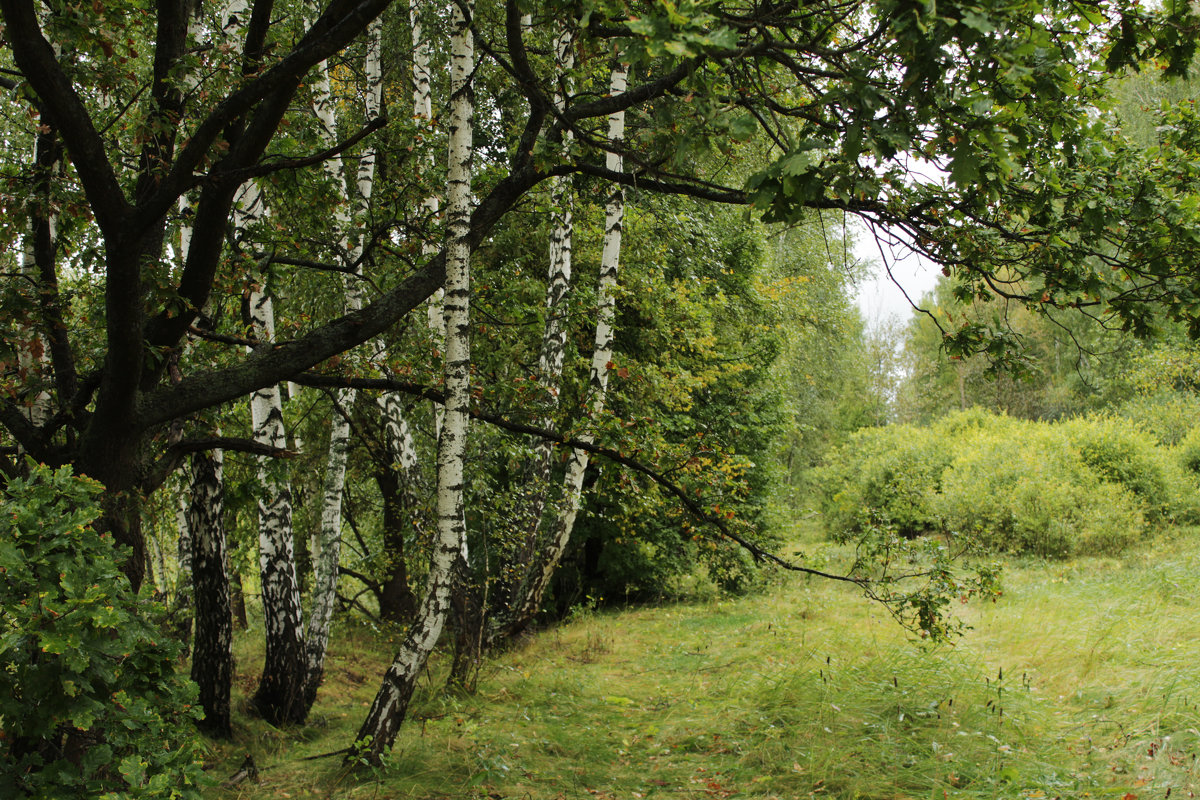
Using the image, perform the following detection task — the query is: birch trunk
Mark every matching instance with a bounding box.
[352,0,473,761]
[188,448,233,739]
[240,181,309,725]
[302,15,386,709]
[498,25,578,610]
[350,0,437,626]
[499,64,628,641]
[368,8,426,622]
[466,26,577,672]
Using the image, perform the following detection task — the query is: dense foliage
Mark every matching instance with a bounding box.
[819,410,1200,558]
[0,465,206,799]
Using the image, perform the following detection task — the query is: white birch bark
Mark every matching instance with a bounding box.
[500,23,577,612]
[538,26,576,392]
[240,180,309,724]
[412,0,447,438]
[354,0,474,761]
[504,64,628,635]
[303,17,387,708]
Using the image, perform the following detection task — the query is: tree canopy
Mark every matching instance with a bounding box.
[1,0,1194,580]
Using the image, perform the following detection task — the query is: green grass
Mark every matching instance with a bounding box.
[203,525,1200,799]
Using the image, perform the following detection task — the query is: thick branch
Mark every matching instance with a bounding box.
[564,61,697,123]
[145,435,296,492]
[0,0,131,236]
[138,164,550,427]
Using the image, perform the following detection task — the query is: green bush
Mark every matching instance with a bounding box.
[1177,425,1200,475]
[1060,415,1194,524]
[818,410,1162,558]
[936,426,1144,557]
[1117,390,1200,446]
[817,424,953,538]
[0,464,207,799]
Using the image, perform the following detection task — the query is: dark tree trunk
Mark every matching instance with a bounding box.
[188,449,233,739]
[78,429,149,592]
[231,568,249,630]
[376,469,418,623]
[448,564,484,692]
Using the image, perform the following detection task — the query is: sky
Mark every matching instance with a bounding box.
[851,221,942,331]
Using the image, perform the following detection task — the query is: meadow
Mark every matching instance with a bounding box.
[201,517,1200,800]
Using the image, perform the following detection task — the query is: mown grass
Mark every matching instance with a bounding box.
[204,523,1200,799]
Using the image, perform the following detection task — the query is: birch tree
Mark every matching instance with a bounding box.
[242,187,308,723]
[499,63,630,641]
[303,14,385,710]
[187,448,233,738]
[491,22,579,619]
[353,0,474,762]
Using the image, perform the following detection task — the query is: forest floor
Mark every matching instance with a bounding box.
[204,522,1200,799]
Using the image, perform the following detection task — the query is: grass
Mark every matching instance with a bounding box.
[203,523,1200,799]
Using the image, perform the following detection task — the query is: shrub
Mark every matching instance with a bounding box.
[936,426,1144,557]
[1177,425,1200,475]
[0,464,207,799]
[1060,415,1191,524]
[817,424,953,539]
[1117,390,1200,446]
[818,410,1159,558]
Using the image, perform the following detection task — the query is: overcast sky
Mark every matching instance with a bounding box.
[851,222,942,331]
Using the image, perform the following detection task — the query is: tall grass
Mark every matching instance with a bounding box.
[206,524,1200,799]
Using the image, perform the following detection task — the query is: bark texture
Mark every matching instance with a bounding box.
[188,449,233,739]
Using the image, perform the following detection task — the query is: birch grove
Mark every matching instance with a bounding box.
[0,0,1150,785]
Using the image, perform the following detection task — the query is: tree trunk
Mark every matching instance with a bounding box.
[231,568,249,630]
[188,448,233,739]
[377,467,419,622]
[411,0,447,440]
[352,0,474,761]
[244,238,308,724]
[78,431,149,591]
[459,25,577,683]
[497,64,628,642]
[503,23,577,599]
[303,16,385,710]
